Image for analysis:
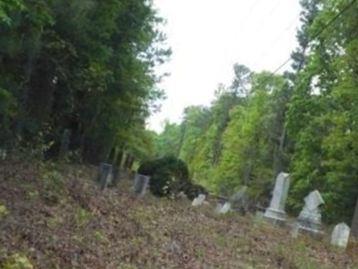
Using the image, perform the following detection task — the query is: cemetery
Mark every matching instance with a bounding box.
[0,1,357,267]
[0,157,357,269]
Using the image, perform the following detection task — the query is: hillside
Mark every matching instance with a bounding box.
[0,159,357,269]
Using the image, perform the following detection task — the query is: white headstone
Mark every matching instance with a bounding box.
[192,194,206,206]
[296,190,325,234]
[99,163,113,190]
[216,202,231,214]
[331,223,350,248]
[264,172,290,222]
[134,173,150,197]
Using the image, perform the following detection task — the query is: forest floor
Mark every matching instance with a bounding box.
[0,159,357,269]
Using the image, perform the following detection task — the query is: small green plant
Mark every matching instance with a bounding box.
[74,208,92,227]
[39,164,65,206]
[47,215,64,229]
[94,230,108,243]
[2,253,33,269]
[0,203,9,219]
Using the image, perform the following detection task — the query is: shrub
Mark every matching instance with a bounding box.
[137,155,206,198]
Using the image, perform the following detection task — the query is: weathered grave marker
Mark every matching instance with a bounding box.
[192,194,206,206]
[296,190,325,235]
[99,163,113,190]
[59,129,71,158]
[218,202,231,214]
[264,172,290,223]
[331,223,350,249]
[0,149,7,160]
[133,173,150,197]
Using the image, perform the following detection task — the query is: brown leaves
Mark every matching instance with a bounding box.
[0,161,357,268]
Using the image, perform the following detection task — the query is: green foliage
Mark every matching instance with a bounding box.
[154,122,182,158]
[286,0,358,222]
[74,207,92,228]
[138,155,206,198]
[0,0,169,163]
[39,164,65,205]
[153,0,358,223]
[0,203,9,219]
[155,68,290,203]
[2,254,33,269]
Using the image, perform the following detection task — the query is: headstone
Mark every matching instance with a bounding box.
[351,198,358,238]
[264,172,290,223]
[192,194,206,206]
[331,223,350,248]
[133,173,150,197]
[296,190,325,235]
[217,202,231,214]
[0,149,7,160]
[98,163,113,190]
[59,129,71,158]
[177,191,188,200]
[230,186,248,213]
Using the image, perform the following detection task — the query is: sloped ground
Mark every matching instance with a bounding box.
[0,159,357,269]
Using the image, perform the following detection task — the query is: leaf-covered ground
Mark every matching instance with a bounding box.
[0,160,357,269]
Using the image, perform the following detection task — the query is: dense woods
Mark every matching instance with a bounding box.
[155,0,358,223]
[0,0,169,164]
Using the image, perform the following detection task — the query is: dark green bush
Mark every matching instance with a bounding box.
[138,155,206,198]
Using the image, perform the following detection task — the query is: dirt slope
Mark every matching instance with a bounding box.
[0,160,357,269]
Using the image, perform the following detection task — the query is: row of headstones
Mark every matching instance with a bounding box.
[98,163,150,196]
[191,172,358,249]
[264,172,358,249]
[100,165,358,249]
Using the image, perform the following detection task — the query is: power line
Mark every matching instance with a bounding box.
[270,0,358,75]
[252,13,301,68]
[238,0,264,33]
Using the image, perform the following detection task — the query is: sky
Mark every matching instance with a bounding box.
[148,0,302,133]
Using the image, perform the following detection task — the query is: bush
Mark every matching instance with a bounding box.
[138,156,206,198]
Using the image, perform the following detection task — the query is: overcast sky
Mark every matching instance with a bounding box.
[148,0,302,133]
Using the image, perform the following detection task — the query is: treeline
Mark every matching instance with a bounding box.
[155,0,358,223]
[0,0,169,164]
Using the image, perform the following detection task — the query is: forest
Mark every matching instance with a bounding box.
[0,0,358,268]
[0,0,169,164]
[154,0,358,223]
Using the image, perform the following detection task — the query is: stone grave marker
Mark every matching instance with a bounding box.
[331,223,350,249]
[59,129,71,158]
[296,190,325,235]
[0,149,7,160]
[264,172,290,223]
[218,202,231,214]
[133,173,150,197]
[99,163,113,190]
[192,194,206,206]
[351,198,358,238]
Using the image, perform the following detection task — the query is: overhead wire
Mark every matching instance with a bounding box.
[270,0,358,75]
[252,13,301,68]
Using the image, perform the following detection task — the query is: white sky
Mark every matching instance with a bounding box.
[148,0,302,133]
